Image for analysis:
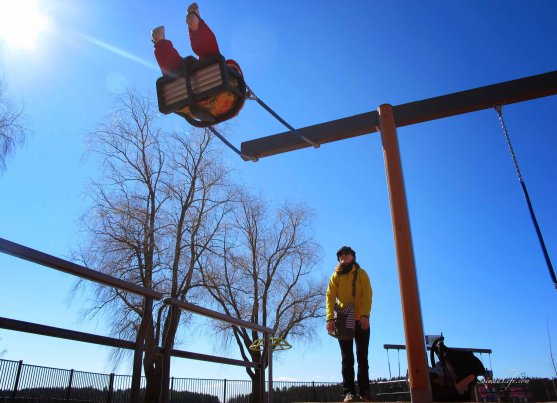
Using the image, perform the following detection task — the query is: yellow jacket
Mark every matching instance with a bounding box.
[326,264,372,321]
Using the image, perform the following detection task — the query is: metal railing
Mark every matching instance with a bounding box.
[0,238,275,402]
[0,238,162,402]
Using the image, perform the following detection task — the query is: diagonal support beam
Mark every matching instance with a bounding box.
[241,70,557,159]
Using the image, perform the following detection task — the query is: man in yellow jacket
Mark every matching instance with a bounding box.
[326,246,373,402]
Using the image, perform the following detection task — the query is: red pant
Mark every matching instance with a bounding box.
[155,18,241,76]
[188,18,220,59]
[190,18,242,75]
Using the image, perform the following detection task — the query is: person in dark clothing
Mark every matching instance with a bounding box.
[326,246,373,402]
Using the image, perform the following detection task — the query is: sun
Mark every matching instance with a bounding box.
[0,0,50,51]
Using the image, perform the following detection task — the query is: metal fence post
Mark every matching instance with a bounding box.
[223,379,227,403]
[259,361,265,403]
[10,360,23,403]
[107,373,115,403]
[265,333,272,403]
[170,376,174,403]
[66,368,74,402]
[312,381,316,401]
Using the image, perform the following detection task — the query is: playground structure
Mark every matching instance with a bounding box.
[1,70,556,403]
[237,69,557,403]
[384,338,493,401]
[250,337,292,352]
[384,342,493,380]
[0,238,275,403]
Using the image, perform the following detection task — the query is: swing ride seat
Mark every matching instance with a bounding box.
[156,53,247,128]
[428,336,486,402]
[249,337,292,352]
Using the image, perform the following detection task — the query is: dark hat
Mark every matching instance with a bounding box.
[336,246,356,261]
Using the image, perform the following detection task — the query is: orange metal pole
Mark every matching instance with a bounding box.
[378,104,432,403]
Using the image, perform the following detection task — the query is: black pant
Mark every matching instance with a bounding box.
[338,321,370,395]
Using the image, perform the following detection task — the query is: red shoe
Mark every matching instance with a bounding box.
[187,2,199,15]
[186,3,200,30]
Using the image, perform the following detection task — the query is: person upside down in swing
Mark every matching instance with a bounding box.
[151,3,242,77]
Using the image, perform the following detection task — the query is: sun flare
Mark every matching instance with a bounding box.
[0,0,50,50]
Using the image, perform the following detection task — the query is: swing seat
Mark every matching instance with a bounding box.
[428,336,486,402]
[156,54,246,128]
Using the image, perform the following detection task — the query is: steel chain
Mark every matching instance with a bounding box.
[495,105,524,183]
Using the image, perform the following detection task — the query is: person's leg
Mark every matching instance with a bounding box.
[355,321,371,395]
[186,3,220,58]
[338,339,356,396]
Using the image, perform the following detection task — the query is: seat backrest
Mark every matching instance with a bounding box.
[159,63,224,110]
[442,347,486,380]
[156,54,247,127]
[156,55,227,115]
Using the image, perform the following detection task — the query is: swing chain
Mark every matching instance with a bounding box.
[495,105,524,183]
[495,105,557,289]
[206,126,258,162]
[244,83,320,148]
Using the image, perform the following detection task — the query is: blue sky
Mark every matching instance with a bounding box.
[0,0,556,383]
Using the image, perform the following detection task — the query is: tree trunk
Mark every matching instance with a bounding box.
[144,347,163,403]
[160,308,181,403]
[250,367,264,403]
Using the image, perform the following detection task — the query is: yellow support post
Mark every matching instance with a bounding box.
[378,104,432,403]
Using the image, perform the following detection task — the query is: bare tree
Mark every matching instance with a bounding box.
[78,89,235,401]
[0,79,26,172]
[201,194,326,403]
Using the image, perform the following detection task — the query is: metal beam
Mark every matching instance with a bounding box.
[170,349,259,368]
[242,111,379,159]
[0,317,136,350]
[241,70,557,159]
[164,297,274,334]
[384,343,492,354]
[0,316,259,368]
[0,238,163,299]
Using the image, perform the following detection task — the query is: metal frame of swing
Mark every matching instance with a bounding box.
[382,342,493,401]
[238,70,557,403]
[384,343,493,379]
[238,71,557,290]
[158,67,557,402]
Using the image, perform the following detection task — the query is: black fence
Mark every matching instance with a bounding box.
[0,359,254,403]
[1,359,557,402]
[0,359,342,403]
